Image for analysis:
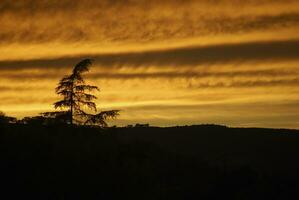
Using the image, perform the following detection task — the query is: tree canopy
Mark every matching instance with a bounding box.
[48,59,119,127]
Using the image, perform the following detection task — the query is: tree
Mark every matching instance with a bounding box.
[52,59,119,127]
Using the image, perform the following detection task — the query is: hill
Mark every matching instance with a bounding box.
[1,124,299,199]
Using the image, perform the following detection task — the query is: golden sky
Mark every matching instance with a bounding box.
[1,0,299,128]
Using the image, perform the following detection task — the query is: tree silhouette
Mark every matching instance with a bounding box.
[52,59,119,126]
[0,111,17,124]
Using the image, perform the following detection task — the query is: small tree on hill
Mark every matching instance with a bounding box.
[51,59,119,127]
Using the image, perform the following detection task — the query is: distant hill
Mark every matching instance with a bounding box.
[1,124,299,199]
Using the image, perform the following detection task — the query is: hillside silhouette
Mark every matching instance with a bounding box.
[1,123,299,199]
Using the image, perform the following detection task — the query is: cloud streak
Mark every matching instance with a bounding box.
[1,69,297,80]
[1,39,299,71]
[189,78,299,88]
[1,0,299,44]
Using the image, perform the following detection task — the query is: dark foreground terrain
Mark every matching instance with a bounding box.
[1,124,299,199]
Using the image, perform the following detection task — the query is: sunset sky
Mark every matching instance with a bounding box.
[1,0,299,128]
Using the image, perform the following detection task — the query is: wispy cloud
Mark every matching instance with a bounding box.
[1,0,299,44]
[1,39,299,70]
[188,78,299,88]
[1,69,297,80]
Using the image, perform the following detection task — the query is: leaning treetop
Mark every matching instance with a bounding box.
[52,59,119,127]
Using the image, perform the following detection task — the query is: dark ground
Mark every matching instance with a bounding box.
[1,124,299,199]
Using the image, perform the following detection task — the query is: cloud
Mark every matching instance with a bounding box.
[0,85,48,92]
[88,69,298,80]
[1,69,296,80]
[189,78,299,88]
[1,39,298,71]
[203,12,299,35]
[0,0,299,44]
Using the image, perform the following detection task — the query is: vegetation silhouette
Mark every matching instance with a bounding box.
[1,123,299,199]
[0,111,16,124]
[43,59,119,127]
